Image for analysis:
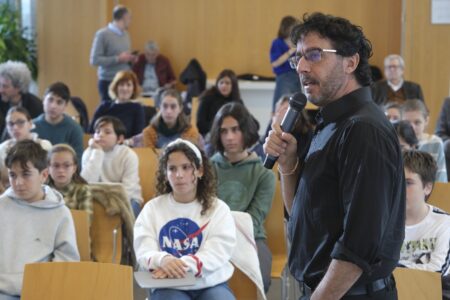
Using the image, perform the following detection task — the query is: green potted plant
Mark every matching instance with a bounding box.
[0,3,37,79]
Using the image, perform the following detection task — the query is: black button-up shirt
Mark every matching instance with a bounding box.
[288,87,406,289]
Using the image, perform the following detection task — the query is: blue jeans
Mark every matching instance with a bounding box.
[0,293,20,300]
[97,79,112,102]
[131,199,142,218]
[272,71,301,112]
[149,282,235,300]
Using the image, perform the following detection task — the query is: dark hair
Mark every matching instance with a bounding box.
[151,88,190,133]
[403,150,437,191]
[275,94,314,135]
[156,141,216,215]
[210,102,259,154]
[113,5,129,21]
[108,70,140,100]
[202,69,241,100]
[93,116,127,138]
[401,99,429,118]
[290,12,373,86]
[44,82,71,102]
[393,120,419,148]
[47,144,87,185]
[6,106,32,121]
[5,140,48,172]
[278,16,298,39]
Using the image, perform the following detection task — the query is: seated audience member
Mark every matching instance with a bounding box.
[371,54,424,105]
[209,102,275,293]
[402,99,447,182]
[82,116,142,217]
[48,144,93,223]
[0,61,43,137]
[393,120,419,151]
[400,150,450,295]
[141,88,203,149]
[435,97,450,181]
[0,140,80,299]
[132,40,176,95]
[33,82,84,162]
[90,70,145,139]
[0,107,52,169]
[384,102,402,123]
[196,69,243,138]
[134,139,236,300]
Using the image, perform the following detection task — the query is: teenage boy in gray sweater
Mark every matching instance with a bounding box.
[0,140,79,299]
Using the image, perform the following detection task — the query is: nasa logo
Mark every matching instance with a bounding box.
[159,218,208,257]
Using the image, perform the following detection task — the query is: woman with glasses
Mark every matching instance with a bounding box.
[0,107,52,170]
[270,16,301,113]
[47,144,93,223]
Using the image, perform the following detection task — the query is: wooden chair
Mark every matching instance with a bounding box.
[428,182,450,212]
[21,262,133,300]
[133,147,159,203]
[83,133,91,149]
[135,96,155,107]
[70,209,91,261]
[91,200,123,264]
[190,97,199,127]
[393,267,442,299]
[229,267,259,300]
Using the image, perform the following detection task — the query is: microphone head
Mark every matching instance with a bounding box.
[289,92,308,111]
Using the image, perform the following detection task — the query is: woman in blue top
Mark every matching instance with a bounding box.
[270,16,301,112]
[90,71,146,138]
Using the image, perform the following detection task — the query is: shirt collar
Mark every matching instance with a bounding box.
[318,86,372,127]
[108,22,124,36]
[387,79,404,92]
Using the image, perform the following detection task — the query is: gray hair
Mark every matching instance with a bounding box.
[145,40,159,52]
[0,61,31,93]
[384,54,405,69]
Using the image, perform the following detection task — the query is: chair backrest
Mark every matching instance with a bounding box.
[393,267,442,299]
[190,97,199,127]
[229,267,259,300]
[133,147,159,203]
[70,209,91,261]
[91,200,123,264]
[428,182,450,212]
[264,164,288,277]
[21,262,133,300]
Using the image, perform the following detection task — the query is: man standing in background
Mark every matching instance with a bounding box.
[90,5,136,102]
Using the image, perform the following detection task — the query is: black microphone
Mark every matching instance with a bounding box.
[263,92,308,169]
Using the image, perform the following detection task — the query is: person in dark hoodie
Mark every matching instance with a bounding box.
[0,140,79,299]
[209,102,275,293]
[196,69,243,138]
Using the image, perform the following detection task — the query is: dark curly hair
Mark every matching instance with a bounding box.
[290,12,373,86]
[156,141,216,215]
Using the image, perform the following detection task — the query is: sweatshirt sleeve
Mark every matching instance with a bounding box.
[180,201,236,277]
[120,149,143,203]
[134,202,170,270]
[81,148,105,182]
[53,207,80,262]
[246,169,275,239]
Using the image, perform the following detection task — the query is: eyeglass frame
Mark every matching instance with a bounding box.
[289,48,339,69]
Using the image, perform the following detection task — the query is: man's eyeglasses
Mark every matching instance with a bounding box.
[7,119,27,128]
[289,48,338,69]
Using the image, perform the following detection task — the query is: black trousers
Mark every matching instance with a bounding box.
[300,281,398,300]
[97,79,112,102]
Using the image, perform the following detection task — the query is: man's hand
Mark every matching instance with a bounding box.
[117,51,136,63]
[263,122,298,170]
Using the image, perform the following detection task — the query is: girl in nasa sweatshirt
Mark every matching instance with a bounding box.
[134,139,236,300]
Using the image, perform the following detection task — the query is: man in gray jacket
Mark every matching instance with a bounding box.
[90,5,136,102]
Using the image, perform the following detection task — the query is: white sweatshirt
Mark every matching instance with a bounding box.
[0,185,80,296]
[400,204,450,272]
[81,144,143,203]
[134,194,236,290]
